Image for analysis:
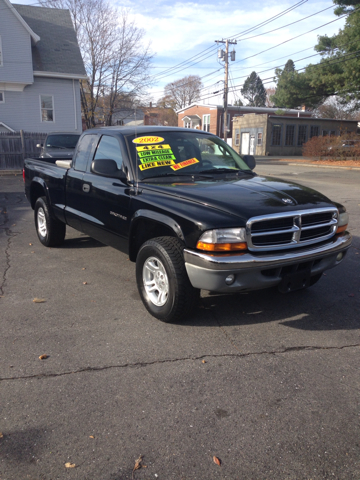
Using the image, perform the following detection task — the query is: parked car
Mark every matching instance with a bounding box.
[327,139,360,156]
[24,126,351,322]
[37,132,80,159]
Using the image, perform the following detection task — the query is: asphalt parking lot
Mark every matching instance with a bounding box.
[0,163,359,480]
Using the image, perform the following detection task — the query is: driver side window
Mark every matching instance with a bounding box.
[94,135,123,169]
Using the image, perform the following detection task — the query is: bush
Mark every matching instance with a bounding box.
[303,133,360,160]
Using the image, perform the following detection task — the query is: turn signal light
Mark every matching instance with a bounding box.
[197,241,247,252]
[336,224,348,234]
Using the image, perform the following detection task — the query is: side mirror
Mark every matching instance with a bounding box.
[243,154,256,170]
[91,159,127,182]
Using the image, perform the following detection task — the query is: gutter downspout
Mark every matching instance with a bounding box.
[73,79,78,131]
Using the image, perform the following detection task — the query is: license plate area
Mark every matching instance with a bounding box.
[278,268,311,293]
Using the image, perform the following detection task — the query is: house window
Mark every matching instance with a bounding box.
[297,125,307,146]
[257,132,262,146]
[116,119,124,126]
[330,130,336,136]
[322,130,328,136]
[40,95,54,122]
[310,126,319,138]
[0,35,3,66]
[184,121,191,128]
[234,128,240,146]
[285,125,295,146]
[203,114,210,132]
[271,125,282,146]
[0,92,4,103]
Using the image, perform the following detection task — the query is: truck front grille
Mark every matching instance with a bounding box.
[246,208,338,251]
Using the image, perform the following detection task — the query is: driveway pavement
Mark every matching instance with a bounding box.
[0,167,359,480]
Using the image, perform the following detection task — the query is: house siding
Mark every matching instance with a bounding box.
[0,77,82,133]
[178,105,218,135]
[0,0,33,84]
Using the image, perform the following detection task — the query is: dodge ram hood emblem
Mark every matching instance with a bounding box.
[282,198,294,205]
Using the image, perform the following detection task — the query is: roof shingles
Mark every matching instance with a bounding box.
[13,4,86,76]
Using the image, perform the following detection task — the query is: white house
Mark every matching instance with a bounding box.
[0,0,86,133]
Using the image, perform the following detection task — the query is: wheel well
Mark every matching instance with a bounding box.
[30,183,46,209]
[129,218,179,262]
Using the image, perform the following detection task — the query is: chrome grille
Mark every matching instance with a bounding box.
[246,208,338,251]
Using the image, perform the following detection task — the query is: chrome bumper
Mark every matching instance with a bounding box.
[183,233,352,292]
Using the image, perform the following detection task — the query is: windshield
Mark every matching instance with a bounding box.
[125,131,251,180]
[46,134,80,149]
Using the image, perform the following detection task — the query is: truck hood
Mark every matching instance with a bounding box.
[143,174,335,221]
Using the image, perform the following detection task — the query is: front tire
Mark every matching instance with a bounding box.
[136,237,199,322]
[34,197,66,247]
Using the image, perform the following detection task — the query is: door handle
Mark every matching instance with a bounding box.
[82,183,90,193]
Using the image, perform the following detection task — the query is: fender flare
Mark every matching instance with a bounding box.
[29,177,50,209]
[130,209,185,241]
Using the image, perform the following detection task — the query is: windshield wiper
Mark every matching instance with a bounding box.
[198,168,255,176]
[142,172,213,181]
[143,172,191,179]
[48,145,67,149]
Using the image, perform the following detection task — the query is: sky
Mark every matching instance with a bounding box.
[15,0,347,106]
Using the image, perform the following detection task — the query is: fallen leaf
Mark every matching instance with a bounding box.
[39,354,49,360]
[33,298,46,303]
[213,456,221,466]
[348,294,355,297]
[29,243,32,246]
[31,251,35,253]
[202,360,206,364]
[82,268,86,270]
[132,455,143,478]
[83,282,87,285]
[65,462,76,468]
[0,432,3,438]
[89,435,95,439]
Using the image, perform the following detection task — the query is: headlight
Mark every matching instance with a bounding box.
[197,228,247,252]
[336,210,349,234]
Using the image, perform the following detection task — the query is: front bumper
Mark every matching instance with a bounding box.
[184,233,352,292]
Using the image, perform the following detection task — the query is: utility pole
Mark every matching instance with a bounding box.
[215,39,237,143]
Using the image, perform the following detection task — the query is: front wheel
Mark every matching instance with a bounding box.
[136,237,199,322]
[34,197,66,247]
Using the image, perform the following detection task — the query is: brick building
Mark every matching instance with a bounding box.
[177,104,312,145]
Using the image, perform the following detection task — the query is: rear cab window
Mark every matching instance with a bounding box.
[73,134,99,172]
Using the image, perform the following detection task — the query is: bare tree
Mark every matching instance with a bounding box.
[39,0,153,128]
[314,96,359,120]
[164,75,203,111]
[265,87,276,107]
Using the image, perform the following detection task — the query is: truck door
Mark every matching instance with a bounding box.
[65,133,99,231]
[80,134,132,252]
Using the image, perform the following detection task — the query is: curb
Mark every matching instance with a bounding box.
[287,163,360,171]
[0,170,22,176]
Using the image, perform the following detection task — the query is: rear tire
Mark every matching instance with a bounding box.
[136,237,199,322]
[34,196,66,247]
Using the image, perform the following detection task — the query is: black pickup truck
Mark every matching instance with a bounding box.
[24,126,351,322]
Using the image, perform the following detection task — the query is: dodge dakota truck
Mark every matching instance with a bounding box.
[24,126,351,322]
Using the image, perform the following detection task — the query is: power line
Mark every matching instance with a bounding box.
[196,49,360,103]
[148,0,308,81]
[150,3,346,96]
